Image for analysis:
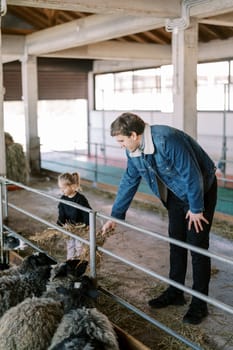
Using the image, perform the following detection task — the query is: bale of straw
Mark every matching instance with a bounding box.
[5,141,28,183]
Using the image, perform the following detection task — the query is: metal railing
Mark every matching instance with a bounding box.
[1,176,233,349]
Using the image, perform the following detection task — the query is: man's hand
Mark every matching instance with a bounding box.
[186,210,209,233]
[101,220,116,235]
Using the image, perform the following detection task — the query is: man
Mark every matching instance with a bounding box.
[102,112,217,325]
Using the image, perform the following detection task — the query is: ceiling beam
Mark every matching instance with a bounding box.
[7,0,180,17]
[25,14,165,55]
[92,36,233,72]
[7,0,233,19]
[198,37,233,61]
[3,34,233,65]
[199,13,233,27]
[190,0,233,19]
[41,41,171,61]
[2,35,25,63]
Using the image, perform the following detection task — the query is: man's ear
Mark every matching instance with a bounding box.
[131,131,138,140]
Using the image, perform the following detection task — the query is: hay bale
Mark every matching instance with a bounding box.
[5,132,28,183]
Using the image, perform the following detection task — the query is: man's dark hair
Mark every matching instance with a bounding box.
[110,113,145,137]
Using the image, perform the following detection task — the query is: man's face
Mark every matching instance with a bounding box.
[114,132,141,152]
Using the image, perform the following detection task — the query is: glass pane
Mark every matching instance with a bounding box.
[161,65,173,112]
[115,71,133,91]
[197,61,229,110]
[95,74,114,110]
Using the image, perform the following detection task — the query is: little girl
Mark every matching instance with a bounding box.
[57,172,92,259]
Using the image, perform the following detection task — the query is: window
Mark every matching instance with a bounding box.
[197,61,229,111]
[95,60,233,112]
[95,68,170,111]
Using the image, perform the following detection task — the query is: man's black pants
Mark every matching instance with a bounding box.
[166,177,217,308]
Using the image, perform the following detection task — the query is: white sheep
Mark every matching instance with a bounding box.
[48,303,120,350]
[0,252,56,317]
[0,259,96,350]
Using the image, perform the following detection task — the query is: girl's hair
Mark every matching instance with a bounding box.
[58,172,82,191]
[111,112,145,137]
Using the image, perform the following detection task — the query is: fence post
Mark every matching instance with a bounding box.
[89,210,97,279]
[0,180,9,267]
[93,143,98,187]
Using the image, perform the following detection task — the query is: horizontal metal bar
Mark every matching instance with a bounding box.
[6,202,90,246]
[3,225,57,262]
[0,177,92,214]
[97,244,233,316]
[97,212,233,267]
[99,287,203,350]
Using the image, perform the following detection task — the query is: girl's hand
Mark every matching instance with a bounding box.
[186,210,209,233]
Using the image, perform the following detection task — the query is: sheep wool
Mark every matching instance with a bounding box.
[0,259,91,350]
[0,252,55,278]
[0,253,56,317]
[49,307,120,350]
[0,297,64,350]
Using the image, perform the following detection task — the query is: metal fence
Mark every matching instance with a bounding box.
[1,177,233,349]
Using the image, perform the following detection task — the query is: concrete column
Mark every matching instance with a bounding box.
[21,55,40,174]
[172,17,198,139]
[0,17,6,177]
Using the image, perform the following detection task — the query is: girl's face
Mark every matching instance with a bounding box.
[58,181,76,197]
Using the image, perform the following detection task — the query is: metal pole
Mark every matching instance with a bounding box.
[222,84,227,178]
[0,181,9,266]
[89,210,97,279]
[0,182,4,263]
[93,143,98,187]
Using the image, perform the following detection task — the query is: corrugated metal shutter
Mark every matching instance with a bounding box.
[3,63,22,100]
[3,58,93,101]
[38,71,88,100]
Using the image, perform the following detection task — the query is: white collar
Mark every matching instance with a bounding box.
[129,124,154,157]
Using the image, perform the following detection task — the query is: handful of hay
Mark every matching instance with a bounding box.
[29,223,115,264]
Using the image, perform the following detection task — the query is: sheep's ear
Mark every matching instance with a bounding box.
[53,263,68,277]
[66,259,82,268]
[75,260,88,276]
[27,252,56,268]
[36,252,57,266]
[66,259,88,277]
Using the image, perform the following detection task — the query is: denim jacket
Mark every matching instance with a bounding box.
[111,125,216,219]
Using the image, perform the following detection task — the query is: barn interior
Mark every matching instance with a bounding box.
[0,1,233,349]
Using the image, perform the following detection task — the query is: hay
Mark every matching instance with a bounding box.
[5,138,28,183]
[29,223,115,264]
[97,281,214,350]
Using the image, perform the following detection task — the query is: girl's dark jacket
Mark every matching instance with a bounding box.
[57,192,91,226]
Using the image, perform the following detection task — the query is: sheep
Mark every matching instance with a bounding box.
[48,302,120,350]
[0,252,56,316]
[3,233,26,251]
[0,259,96,350]
[0,251,56,278]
